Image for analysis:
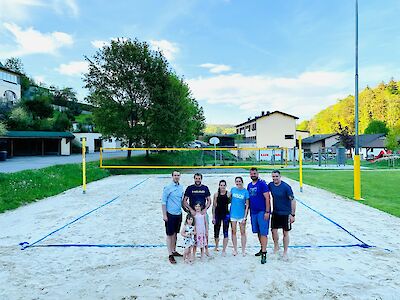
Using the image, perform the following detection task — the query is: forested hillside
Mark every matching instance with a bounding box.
[204,124,236,134]
[297,80,400,134]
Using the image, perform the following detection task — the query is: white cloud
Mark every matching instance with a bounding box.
[149,39,179,61]
[0,0,79,22]
[91,38,132,49]
[56,60,88,76]
[200,63,231,74]
[187,71,353,120]
[33,75,46,84]
[91,40,109,48]
[0,22,73,57]
[0,0,44,22]
[63,0,79,16]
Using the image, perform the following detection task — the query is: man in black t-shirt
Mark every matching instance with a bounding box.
[182,173,212,255]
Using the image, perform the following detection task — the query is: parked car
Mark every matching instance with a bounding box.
[187,141,201,148]
[195,140,209,147]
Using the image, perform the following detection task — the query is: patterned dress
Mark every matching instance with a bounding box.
[194,212,207,248]
[184,225,195,248]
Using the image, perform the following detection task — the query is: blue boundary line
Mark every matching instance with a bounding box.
[19,177,150,250]
[26,243,374,249]
[295,196,369,246]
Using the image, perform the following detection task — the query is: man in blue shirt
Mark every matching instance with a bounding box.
[247,167,271,264]
[162,170,184,264]
[268,170,296,260]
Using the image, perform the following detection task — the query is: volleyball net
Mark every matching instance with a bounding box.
[99,147,290,169]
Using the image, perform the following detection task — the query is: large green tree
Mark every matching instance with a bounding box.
[84,38,205,157]
[364,120,390,135]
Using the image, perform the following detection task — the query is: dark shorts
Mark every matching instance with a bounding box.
[271,213,292,231]
[165,212,182,236]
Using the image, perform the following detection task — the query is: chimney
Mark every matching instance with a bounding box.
[266,111,270,115]
[248,117,251,121]
[261,111,265,116]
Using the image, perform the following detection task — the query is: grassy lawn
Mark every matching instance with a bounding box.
[0,162,110,213]
[283,169,400,217]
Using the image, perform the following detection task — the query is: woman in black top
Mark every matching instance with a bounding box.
[212,179,231,256]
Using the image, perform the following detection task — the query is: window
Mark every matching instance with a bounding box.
[285,135,294,139]
[0,71,18,84]
[252,123,256,131]
[4,90,16,101]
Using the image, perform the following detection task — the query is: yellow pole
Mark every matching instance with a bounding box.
[82,138,87,194]
[299,136,303,192]
[100,147,103,168]
[354,154,361,200]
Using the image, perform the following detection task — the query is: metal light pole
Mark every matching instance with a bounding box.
[354,0,361,200]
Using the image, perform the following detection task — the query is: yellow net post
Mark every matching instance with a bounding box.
[299,137,303,192]
[354,155,361,200]
[82,138,87,194]
[100,147,103,168]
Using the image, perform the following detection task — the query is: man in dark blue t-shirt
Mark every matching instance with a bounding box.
[268,169,296,260]
[182,173,211,255]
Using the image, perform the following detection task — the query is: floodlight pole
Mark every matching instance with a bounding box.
[354,0,361,200]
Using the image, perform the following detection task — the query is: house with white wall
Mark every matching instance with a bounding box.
[0,64,21,107]
[73,133,122,153]
[235,111,299,148]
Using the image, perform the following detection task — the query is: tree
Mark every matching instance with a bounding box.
[385,127,400,152]
[84,38,205,157]
[364,120,390,135]
[53,112,71,131]
[50,86,81,117]
[0,121,7,136]
[338,122,354,150]
[148,74,205,147]
[4,57,24,74]
[296,120,309,131]
[7,107,33,130]
[23,92,53,121]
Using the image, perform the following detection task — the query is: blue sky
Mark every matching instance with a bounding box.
[0,0,399,124]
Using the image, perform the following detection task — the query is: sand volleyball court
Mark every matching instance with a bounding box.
[0,173,399,299]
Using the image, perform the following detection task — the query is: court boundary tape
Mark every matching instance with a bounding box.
[19,177,150,250]
[25,243,372,250]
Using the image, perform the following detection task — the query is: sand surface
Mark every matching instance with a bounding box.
[0,173,399,299]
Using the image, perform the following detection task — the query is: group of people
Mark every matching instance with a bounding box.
[161,167,296,265]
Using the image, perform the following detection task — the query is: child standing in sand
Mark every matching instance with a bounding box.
[181,214,196,263]
[189,202,208,260]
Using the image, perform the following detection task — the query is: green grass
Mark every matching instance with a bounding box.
[283,169,400,217]
[0,162,110,213]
